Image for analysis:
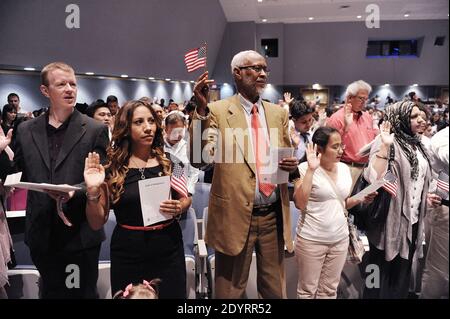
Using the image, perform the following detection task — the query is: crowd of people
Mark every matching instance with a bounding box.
[0,53,448,299]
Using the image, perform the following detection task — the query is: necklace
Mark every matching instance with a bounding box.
[130,157,147,180]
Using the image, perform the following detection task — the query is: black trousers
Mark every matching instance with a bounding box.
[31,244,101,299]
[363,223,418,299]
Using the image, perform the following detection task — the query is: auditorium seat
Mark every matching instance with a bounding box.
[191,182,211,239]
[97,261,112,299]
[285,201,301,299]
[6,266,40,299]
[179,207,207,299]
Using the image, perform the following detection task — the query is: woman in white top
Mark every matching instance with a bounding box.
[293,126,376,298]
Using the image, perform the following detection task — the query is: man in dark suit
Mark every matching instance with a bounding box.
[190,50,298,298]
[13,62,109,298]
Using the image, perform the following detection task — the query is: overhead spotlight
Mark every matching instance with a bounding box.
[308,17,314,21]
[257,0,263,3]
[357,15,362,19]
[120,74,128,78]
[148,77,155,80]
[262,18,267,22]
[85,72,94,75]
[190,81,195,83]
[404,13,410,17]
[312,83,320,90]
[24,67,36,71]
[383,83,390,87]
[412,84,418,87]
[223,83,229,86]
[165,78,171,81]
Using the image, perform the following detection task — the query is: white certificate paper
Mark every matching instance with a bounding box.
[350,171,396,201]
[138,175,171,226]
[260,147,294,184]
[4,172,81,192]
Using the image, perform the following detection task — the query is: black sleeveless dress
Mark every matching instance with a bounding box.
[110,165,186,298]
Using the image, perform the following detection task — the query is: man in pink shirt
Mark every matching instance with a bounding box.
[327,80,378,185]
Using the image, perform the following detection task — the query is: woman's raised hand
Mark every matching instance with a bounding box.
[84,152,105,189]
[306,143,321,171]
[380,121,394,146]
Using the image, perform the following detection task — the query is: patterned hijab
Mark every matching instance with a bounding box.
[384,100,429,180]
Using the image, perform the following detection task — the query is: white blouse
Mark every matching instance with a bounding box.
[297,162,352,243]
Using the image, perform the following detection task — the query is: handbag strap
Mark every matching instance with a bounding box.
[387,143,395,170]
[319,166,348,218]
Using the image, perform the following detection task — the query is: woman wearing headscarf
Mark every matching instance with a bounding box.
[362,100,440,298]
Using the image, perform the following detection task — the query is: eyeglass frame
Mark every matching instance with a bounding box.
[330,144,346,151]
[351,95,368,103]
[237,65,270,75]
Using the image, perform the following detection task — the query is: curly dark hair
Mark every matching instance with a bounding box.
[106,100,171,204]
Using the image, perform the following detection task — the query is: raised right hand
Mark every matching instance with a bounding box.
[0,128,12,152]
[306,143,321,171]
[343,103,353,128]
[284,92,294,104]
[379,121,394,146]
[84,152,105,190]
[290,127,301,148]
[193,71,214,115]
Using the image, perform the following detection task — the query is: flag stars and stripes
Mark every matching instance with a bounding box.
[171,161,188,198]
[184,44,207,73]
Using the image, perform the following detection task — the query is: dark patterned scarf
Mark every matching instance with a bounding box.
[384,100,429,180]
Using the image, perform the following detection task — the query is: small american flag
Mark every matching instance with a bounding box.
[171,161,188,198]
[383,181,398,197]
[184,44,207,73]
[437,179,449,192]
[382,171,398,197]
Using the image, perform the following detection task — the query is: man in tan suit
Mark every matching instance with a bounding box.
[190,50,298,298]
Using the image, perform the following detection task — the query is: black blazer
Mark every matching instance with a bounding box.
[13,109,109,253]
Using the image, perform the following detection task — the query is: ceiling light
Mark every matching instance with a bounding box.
[257,0,263,3]
[223,83,229,86]
[131,78,138,81]
[190,81,195,83]
[165,78,171,81]
[85,72,94,75]
[312,83,320,90]
[308,17,314,21]
[412,84,418,87]
[262,18,267,22]
[148,77,155,80]
[357,15,362,19]
[24,67,35,71]
[383,83,390,87]
[404,13,410,18]
[120,74,128,78]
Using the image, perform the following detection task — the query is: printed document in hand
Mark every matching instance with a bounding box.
[138,175,171,226]
[350,171,395,201]
[4,172,81,192]
[260,147,294,184]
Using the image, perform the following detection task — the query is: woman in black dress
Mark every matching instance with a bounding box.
[83,99,191,298]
